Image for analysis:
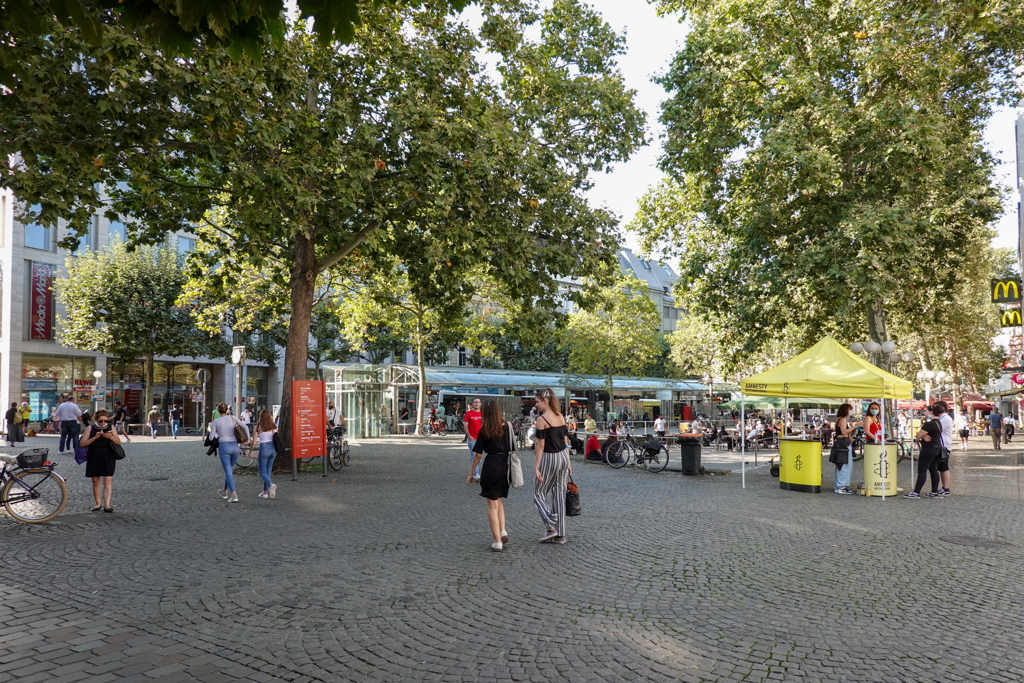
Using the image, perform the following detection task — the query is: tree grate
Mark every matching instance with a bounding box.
[938,536,1017,549]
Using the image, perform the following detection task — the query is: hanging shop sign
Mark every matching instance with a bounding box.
[991,278,1022,303]
[29,262,54,340]
[1001,310,1022,328]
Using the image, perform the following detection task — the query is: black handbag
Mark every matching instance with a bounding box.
[565,475,581,516]
[111,441,127,460]
[272,431,285,453]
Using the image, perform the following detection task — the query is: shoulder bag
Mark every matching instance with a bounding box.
[231,416,249,444]
[565,475,581,516]
[506,422,524,489]
[111,440,127,460]
[272,430,285,453]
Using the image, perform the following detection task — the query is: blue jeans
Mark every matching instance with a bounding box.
[218,441,241,493]
[834,445,852,490]
[258,442,276,492]
[59,420,80,453]
[170,419,180,438]
[468,439,480,477]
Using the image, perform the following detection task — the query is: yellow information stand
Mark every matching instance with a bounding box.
[779,438,822,493]
[861,443,896,497]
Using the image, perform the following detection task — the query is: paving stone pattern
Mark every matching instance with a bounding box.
[1,433,1024,682]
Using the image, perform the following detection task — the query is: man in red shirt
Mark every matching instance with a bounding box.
[464,397,484,480]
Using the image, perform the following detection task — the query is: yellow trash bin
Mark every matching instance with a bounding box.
[862,443,896,497]
[779,438,822,493]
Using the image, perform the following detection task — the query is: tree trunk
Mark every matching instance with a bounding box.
[415,316,426,436]
[864,300,889,370]
[144,354,155,418]
[607,364,614,419]
[277,233,318,469]
[916,335,933,372]
[945,338,963,414]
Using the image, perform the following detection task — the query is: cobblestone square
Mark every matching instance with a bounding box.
[1,433,1023,682]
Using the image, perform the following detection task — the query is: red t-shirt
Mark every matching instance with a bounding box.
[465,410,483,440]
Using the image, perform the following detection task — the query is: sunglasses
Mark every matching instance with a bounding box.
[96,420,109,425]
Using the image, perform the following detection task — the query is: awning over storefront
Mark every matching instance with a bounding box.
[400,367,706,392]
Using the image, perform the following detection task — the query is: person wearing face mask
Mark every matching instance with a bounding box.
[863,402,883,443]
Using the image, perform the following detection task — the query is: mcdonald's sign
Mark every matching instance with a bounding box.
[1002,310,1022,328]
[992,278,1022,303]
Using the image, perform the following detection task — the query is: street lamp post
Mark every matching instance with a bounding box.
[92,370,103,413]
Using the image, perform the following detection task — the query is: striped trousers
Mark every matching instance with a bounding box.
[534,448,570,537]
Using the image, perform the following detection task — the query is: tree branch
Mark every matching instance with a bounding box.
[314,197,417,273]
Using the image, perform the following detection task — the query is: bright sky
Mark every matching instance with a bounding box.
[581,2,1021,260]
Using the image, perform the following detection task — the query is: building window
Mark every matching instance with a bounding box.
[458,346,467,367]
[177,236,196,255]
[22,353,95,420]
[642,260,652,270]
[70,216,98,255]
[109,220,127,244]
[23,205,51,251]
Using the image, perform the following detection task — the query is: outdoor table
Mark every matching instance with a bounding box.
[861,443,896,496]
[778,438,821,493]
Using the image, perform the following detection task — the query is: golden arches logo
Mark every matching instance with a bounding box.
[1002,310,1022,328]
[992,279,1021,303]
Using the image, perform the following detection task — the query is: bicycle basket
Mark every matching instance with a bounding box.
[16,449,49,469]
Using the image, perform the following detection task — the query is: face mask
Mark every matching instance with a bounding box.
[869,409,879,416]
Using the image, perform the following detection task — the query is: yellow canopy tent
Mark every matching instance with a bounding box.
[736,336,913,496]
[740,336,912,400]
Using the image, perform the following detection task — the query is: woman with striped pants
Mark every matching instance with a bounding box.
[533,388,572,544]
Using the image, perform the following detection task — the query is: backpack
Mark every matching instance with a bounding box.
[13,412,23,424]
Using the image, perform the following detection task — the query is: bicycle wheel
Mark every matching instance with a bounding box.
[236,448,256,468]
[328,441,343,470]
[892,441,908,463]
[606,442,629,469]
[3,470,68,523]
[342,440,351,467]
[643,445,670,473]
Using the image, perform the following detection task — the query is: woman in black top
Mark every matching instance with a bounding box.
[468,400,515,552]
[5,402,22,447]
[533,388,572,545]
[905,403,945,498]
[80,409,122,512]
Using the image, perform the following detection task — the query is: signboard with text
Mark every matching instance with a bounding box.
[291,380,326,459]
[29,262,54,340]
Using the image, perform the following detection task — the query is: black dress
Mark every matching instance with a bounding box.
[473,424,514,500]
[84,425,117,478]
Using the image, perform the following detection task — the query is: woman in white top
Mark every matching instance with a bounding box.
[954,410,969,450]
[251,409,279,499]
[208,402,250,503]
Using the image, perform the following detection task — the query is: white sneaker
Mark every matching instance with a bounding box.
[490,542,503,552]
[473,474,481,481]
[500,530,509,544]
[229,493,239,503]
[257,492,268,499]
[269,483,277,499]
[219,489,229,500]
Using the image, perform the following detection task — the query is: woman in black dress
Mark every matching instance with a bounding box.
[467,400,515,552]
[80,409,121,512]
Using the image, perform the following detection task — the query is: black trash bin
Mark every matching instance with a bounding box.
[679,436,702,475]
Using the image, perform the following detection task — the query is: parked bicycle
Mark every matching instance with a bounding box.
[606,435,670,473]
[851,431,910,463]
[0,448,67,523]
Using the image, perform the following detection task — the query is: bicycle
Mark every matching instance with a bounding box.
[0,449,68,523]
[851,432,910,463]
[606,435,670,473]
[327,426,350,470]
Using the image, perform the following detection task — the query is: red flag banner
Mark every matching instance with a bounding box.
[29,262,54,340]
[291,380,326,459]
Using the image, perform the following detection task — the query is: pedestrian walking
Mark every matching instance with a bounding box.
[240,405,253,426]
[208,403,250,503]
[830,403,856,494]
[467,399,516,552]
[463,397,483,480]
[251,409,278,499]
[80,409,121,513]
[169,404,183,440]
[112,400,132,443]
[654,414,666,437]
[988,408,1003,449]
[54,395,83,453]
[905,403,945,499]
[147,405,161,439]
[955,410,969,450]
[1004,415,1015,443]
[5,402,25,446]
[533,388,571,544]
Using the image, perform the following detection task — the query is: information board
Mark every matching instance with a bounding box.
[291,380,326,459]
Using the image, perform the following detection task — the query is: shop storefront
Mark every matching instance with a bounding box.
[108,360,216,428]
[22,353,96,420]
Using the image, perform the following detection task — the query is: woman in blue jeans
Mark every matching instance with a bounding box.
[207,403,250,503]
[831,403,858,494]
[251,409,278,499]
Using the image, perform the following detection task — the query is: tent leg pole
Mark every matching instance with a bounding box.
[741,396,745,489]
[880,397,886,500]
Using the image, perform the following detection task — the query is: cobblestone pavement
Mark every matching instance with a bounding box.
[2,433,1024,682]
